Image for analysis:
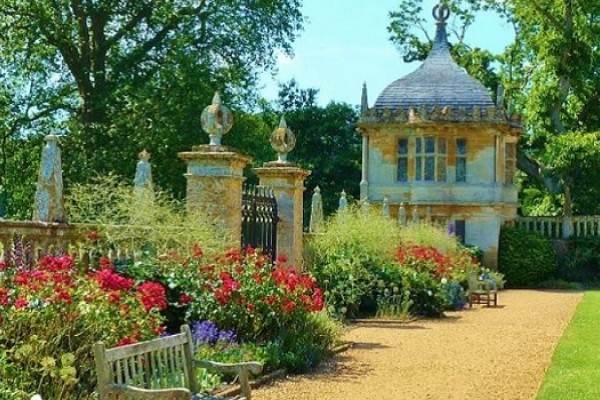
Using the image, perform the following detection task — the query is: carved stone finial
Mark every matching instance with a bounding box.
[382,195,390,218]
[433,3,450,23]
[361,196,370,213]
[270,116,296,163]
[361,82,369,115]
[134,149,153,190]
[33,134,65,222]
[338,190,348,212]
[309,186,324,233]
[138,149,151,161]
[408,108,419,123]
[412,205,420,224]
[398,202,407,226]
[201,91,234,146]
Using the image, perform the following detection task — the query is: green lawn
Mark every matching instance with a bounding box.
[537,291,600,400]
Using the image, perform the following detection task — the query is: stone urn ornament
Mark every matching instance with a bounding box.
[270,116,296,163]
[201,92,233,146]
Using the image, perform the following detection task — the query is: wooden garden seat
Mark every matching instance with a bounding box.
[94,325,263,400]
[467,272,498,307]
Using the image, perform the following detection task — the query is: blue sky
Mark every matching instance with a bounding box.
[259,0,515,107]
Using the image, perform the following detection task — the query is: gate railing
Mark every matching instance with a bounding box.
[241,185,278,261]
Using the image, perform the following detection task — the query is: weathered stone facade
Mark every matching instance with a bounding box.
[178,145,251,246]
[358,4,520,268]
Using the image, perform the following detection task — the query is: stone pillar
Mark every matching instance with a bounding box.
[253,165,310,270]
[178,145,251,246]
[360,133,369,200]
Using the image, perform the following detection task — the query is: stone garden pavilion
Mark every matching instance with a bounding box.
[357,4,521,268]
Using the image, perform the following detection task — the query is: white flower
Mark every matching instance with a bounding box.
[427,290,433,296]
[31,395,43,400]
[441,278,448,284]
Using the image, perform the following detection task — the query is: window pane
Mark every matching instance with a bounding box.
[506,143,516,159]
[425,156,435,180]
[397,158,408,182]
[438,138,447,154]
[505,164,515,184]
[398,139,408,155]
[437,156,447,181]
[456,158,466,182]
[416,138,422,154]
[456,138,466,155]
[416,156,422,180]
[425,137,435,153]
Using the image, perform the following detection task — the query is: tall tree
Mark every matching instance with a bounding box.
[0,0,303,216]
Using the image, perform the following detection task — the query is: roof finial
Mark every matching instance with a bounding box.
[431,3,450,54]
[432,3,450,24]
[361,82,369,114]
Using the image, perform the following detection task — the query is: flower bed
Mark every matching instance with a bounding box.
[0,255,167,400]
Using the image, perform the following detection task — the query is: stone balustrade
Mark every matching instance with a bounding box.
[0,220,163,266]
[514,216,600,239]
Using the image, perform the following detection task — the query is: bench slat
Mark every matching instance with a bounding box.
[104,333,188,362]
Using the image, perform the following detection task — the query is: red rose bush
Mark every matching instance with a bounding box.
[0,254,167,400]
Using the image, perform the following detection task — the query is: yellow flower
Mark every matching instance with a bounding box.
[61,353,75,366]
[59,365,79,386]
[40,356,56,371]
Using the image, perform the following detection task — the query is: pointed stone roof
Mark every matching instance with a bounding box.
[374,4,494,111]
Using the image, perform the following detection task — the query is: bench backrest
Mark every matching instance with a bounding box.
[94,325,199,400]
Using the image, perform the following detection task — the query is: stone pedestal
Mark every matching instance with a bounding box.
[253,164,310,270]
[178,145,251,246]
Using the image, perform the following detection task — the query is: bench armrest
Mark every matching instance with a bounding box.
[106,384,192,400]
[193,359,263,400]
[193,359,263,375]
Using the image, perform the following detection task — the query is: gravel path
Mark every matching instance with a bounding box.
[253,290,583,400]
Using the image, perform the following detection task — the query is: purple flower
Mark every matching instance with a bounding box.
[191,320,237,345]
[217,329,237,344]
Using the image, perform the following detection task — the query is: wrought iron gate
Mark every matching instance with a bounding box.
[241,185,278,261]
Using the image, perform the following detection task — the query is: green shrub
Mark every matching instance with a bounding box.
[307,207,464,318]
[537,279,585,290]
[559,237,600,282]
[498,227,557,287]
[375,264,447,317]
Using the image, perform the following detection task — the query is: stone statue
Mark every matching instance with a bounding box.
[309,186,324,233]
[412,205,420,224]
[134,149,153,190]
[382,195,390,217]
[33,135,65,222]
[398,202,407,226]
[338,190,348,212]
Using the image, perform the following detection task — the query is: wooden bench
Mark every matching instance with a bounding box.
[93,325,263,400]
[467,272,498,307]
